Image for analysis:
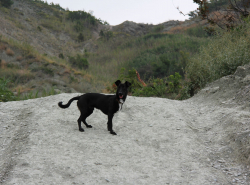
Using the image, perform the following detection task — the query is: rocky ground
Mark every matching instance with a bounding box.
[1,64,250,184]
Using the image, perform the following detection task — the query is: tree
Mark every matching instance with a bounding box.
[99,30,113,41]
[77,33,84,42]
[193,0,250,32]
[0,0,14,8]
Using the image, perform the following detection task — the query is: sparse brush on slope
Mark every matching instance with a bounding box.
[185,19,250,95]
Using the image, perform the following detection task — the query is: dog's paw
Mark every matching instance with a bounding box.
[110,131,117,135]
[79,128,85,132]
[87,125,92,128]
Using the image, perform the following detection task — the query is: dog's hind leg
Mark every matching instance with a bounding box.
[81,107,94,128]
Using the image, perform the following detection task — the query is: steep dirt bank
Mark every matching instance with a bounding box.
[1,65,250,185]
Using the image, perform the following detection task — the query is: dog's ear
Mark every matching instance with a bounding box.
[125,81,131,87]
[115,80,121,86]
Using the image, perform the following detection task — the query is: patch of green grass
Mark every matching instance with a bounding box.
[0,77,16,102]
[16,87,59,101]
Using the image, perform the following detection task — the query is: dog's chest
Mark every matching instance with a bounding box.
[118,99,124,111]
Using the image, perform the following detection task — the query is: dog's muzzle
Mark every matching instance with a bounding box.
[118,93,123,99]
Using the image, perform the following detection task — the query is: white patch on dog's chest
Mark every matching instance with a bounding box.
[118,99,124,111]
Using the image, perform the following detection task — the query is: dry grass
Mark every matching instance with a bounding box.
[16,55,23,61]
[6,48,15,56]
[0,43,7,50]
[17,69,33,76]
[12,85,33,94]
[83,73,93,82]
[0,67,34,83]
[62,68,71,75]
[0,60,6,68]
[167,23,199,34]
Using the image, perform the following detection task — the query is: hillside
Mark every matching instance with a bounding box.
[1,63,250,184]
[0,0,109,96]
[0,0,208,99]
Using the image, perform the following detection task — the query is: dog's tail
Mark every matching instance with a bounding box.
[58,96,80,109]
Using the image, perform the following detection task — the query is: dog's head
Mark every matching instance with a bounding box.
[115,80,131,102]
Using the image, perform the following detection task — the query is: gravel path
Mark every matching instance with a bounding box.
[0,91,249,184]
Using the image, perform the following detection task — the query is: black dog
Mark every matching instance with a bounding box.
[58,80,131,135]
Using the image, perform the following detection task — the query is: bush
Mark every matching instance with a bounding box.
[107,68,182,98]
[59,53,64,59]
[143,33,169,41]
[167,72,182,93]
[74,21,84,32]
[67,10,100,26]
[106,68,142,93]
[127,34,208,80]
[133,73,182,97]
[69,54,88,69]
[37,26,42,31]
[133,77,168,97]
[0,0,13,8]
[185,25,208,38]
[77,33,84,42]
[153,25,164,33]
[99,30,113,41]
[185,22,250,94]
[0,77,16,102]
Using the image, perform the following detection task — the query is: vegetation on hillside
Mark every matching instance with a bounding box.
[0,0,13,8]
[186,19,250,96]
[105,0,250,99]
[1,0,250,101]
[183,0,250,96]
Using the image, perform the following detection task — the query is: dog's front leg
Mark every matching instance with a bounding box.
[107,113,117,135]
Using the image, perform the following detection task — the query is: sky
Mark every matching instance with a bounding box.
[46,0,198,26]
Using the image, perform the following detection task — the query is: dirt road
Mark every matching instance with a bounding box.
[1,85,250,185]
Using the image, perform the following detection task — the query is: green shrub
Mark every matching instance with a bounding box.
[0,77,16,102]
[77,33,84,42]
[133,77,168,97]
[0,0,13,8]
[153,25,164,33]
[185,22,250,94]
[133,73,182,97]
[67,10,101,26]
[100,30,113,41]
[185,25,208,38]
[106,68,142,93]
[69,54,88,69]
[37,26,42,31]
[59,53,64,59]
[167,72,182,93]
[107,68,182,98]
[126,33,208,80]
[142,33,169,41]
[74,21,84,32]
